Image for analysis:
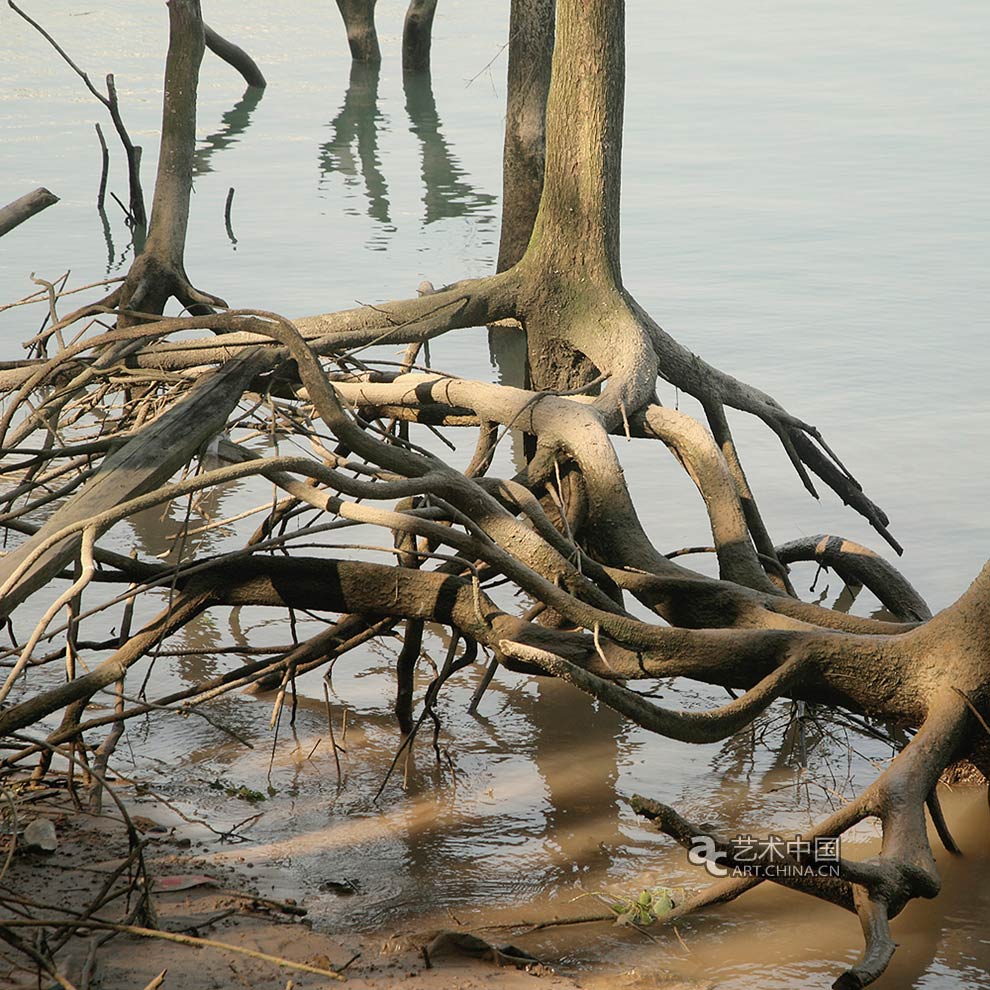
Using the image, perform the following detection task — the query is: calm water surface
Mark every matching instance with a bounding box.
[1,3,989,987]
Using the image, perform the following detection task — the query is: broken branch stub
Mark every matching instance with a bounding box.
[0,188,59,238]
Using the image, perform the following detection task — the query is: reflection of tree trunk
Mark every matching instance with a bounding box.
[320,62,391,225]
[403,70,496,225]
[334,0,381,64]
[193,86,265,176]
[402,0,438,73]
[529,677,624,875]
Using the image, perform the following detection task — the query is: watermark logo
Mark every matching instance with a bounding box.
[688,833,840,879]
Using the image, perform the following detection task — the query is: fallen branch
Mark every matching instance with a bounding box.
[204,23,266,88]
[0,187,59,238]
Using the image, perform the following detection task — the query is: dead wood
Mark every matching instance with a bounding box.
[203,23,266,88]
[0,188,59,238]
[1,2,985,987]
[8,1,146,228]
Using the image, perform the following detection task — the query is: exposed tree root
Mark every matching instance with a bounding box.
[2,1,986,986]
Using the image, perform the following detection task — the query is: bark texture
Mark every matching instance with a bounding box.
[402,0,438,73]
[496,0,554,272]
[335,0,381,63]
[1,3,984,988]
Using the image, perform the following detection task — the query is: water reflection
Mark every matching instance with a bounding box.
[193,86,265,176]
[403,70,496,225]
[123,481,248,687]
[122,612,990,988]
[486,325,530,470]
[319,61,392,226]
[317,65,497,237]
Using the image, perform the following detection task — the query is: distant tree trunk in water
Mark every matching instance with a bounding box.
[204,23,267,88]
[335,0,381,64]
[111,0,225,322]
[490,0,554,392]
[141,0,203,281]
[402,0,438,73]
[496,0,554,272]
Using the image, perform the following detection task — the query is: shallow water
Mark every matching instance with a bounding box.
[2,2,989,987]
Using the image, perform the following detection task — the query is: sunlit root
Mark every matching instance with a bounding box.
[775,534,931,621]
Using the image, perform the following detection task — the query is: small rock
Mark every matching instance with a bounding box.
[22,818,57,853]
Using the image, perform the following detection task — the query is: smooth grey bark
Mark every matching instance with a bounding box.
[0,187,58,238]
[489,0,554,392]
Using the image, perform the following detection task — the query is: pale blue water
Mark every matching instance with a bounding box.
[1,3,989,987]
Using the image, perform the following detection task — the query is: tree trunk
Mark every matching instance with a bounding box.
[112,0,225,322]
[334,0,381,64]
[489,0,554,392]
[515,0,635,394]
[402,0,438,73]
[496,0,554,273]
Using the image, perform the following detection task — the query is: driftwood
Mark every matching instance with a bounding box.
[0,346,269,622]
[1,2,986,988]
[0,187,58,238]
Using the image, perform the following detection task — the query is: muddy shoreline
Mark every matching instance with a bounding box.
[1,789,602,990]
